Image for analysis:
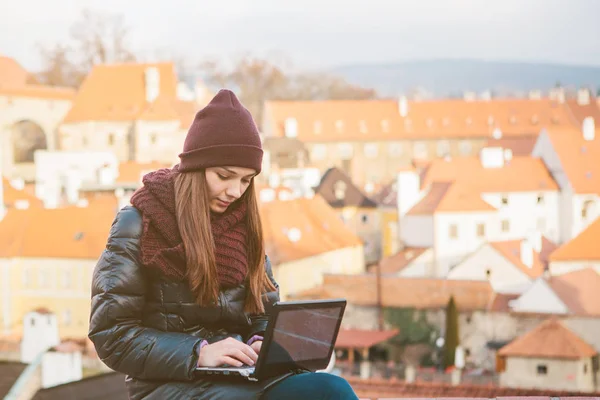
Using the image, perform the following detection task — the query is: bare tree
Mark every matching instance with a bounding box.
[199,54,376,123]
[35,9,136,87]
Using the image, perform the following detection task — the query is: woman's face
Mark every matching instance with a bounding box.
[205,166,257,213]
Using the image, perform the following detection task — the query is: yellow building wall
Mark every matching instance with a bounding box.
[273,245,365,301]
[2,257,96,339]
[381,208,399,257]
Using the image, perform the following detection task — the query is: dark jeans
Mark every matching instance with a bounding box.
[262,372,359,400]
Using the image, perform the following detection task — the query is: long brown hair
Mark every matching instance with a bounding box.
[173,170,275,314]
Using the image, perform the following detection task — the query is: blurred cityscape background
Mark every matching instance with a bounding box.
[1,0,600,398]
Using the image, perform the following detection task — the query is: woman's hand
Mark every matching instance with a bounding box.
[197,337,259,368]
[250,340,262,355]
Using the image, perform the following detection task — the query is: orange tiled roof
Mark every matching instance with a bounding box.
[335,329,399,349]
[293,274,494,311]
[548,268,600,317]
[543,127,600,194]
[372,247,429,274]
[260,196,362,264]
[62,62,179,123]
[566,97,600,126]
[138,97,198,128]
[264,98,575,142]
[421,156,558,193]
[117,161,171,184]
[0,203,116,259]
[406,181,497,215]
[549,217,600,261]
[0,55,29,86]
[2,177,43,208]
[0,84,75,100]
[498,318,597,359]
[490,237,557,279]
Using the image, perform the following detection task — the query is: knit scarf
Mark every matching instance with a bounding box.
[129,167,249,287]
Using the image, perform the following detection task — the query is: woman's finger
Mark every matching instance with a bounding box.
[228,348,255,366]
[220,355,243,367]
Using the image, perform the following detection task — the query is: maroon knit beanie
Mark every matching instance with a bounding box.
[178,89,263,173]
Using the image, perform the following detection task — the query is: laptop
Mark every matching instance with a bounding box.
[195,298,346,382]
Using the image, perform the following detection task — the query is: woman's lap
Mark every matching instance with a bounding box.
[261,372,358,400]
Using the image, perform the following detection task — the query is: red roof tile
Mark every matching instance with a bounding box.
[293,274,494,311]
[335,329,399,349]
[498,318,597,359]
[347,376,600,398]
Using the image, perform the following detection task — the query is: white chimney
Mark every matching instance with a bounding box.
[399,96,409,117]
[284,118,298,138]
[397,169,421,217]
[520,239,534,268]
[583,116,595,141]
[577,88,591,106]
[144,67,160,103]
[21,310,60,363]
[480,147,505,168]
[528,230,543,253]
[492,127,503,140]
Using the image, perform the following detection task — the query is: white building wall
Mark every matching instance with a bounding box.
[135,120,184,164]
[434,211,496,277]
[447,245,532,291]
[400,215,434,248]
[481,191,560,243]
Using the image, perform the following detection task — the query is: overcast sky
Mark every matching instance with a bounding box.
[1,0,599,72]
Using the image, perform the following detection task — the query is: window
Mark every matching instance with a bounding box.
[413,141,428,158]
[314,120,322,135]
[39,270,48,288]
[501,219,510,232]
[584,363,588,374]
[537,194,544,204]
[476,223,485,238]
[381,119,390,133]
[311,144,327,161]
[82,136,88,146]
[22,268,31,287]
[335,120,344,133]
[388,142,403,157]
[337,143,353,159]
[537,364,548,375]
[30,318,35,327]
[364,143,378,158]
[449,224,458,239]
[108,133,115,146]
[459,140,472,155]
[359,120,368,134]
[465,348,471,357]
[361,214,369,224]
[436,140,450,157]
[501,195,509,206]
[582,200,596,220]
[62,270,72,289]
[63,309,72,326]
[150,133,157,145]
[486,269,492,278]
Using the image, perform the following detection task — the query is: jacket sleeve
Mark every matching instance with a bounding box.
[245,255,280,341]
[88,207,202,381]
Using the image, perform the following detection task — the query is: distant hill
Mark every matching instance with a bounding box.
[333,59,600,98]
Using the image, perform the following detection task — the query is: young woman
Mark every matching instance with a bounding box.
[88,90,359,400]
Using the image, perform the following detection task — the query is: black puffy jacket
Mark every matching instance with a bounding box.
[88,206,295,399]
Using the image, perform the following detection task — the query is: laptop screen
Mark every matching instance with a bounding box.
[262,304,343,367]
